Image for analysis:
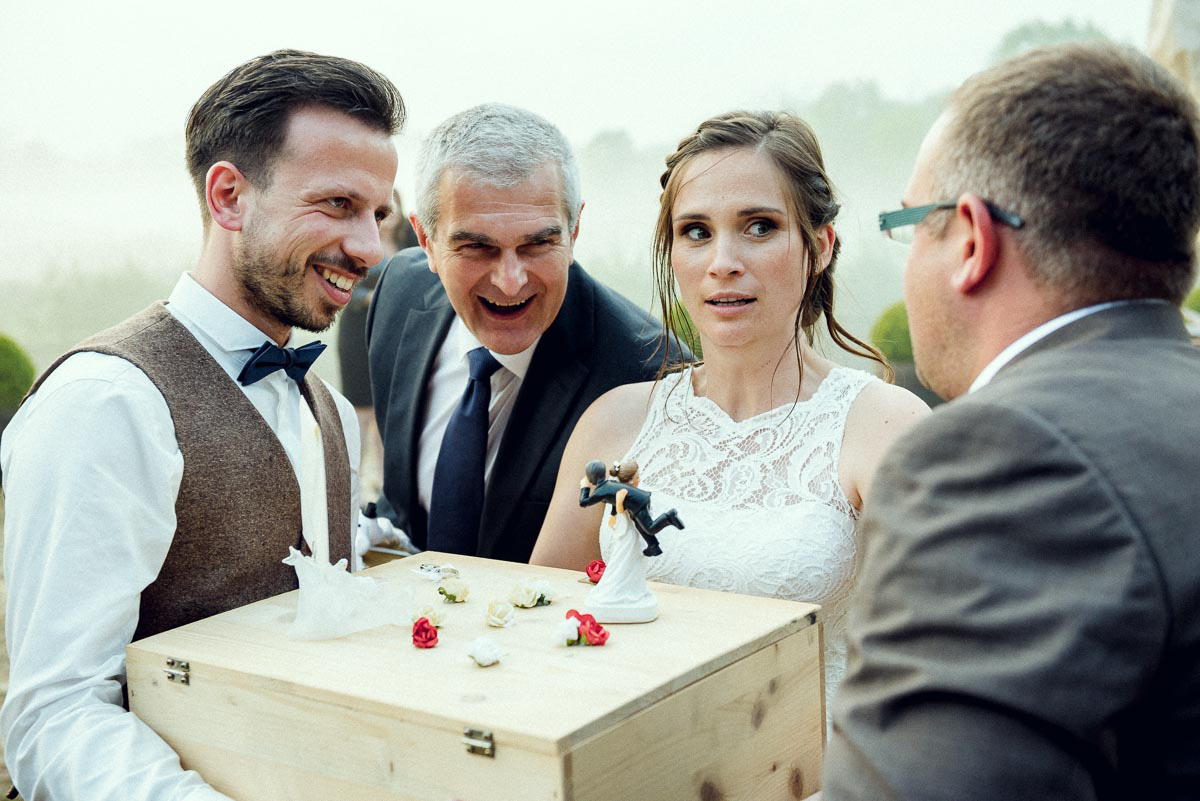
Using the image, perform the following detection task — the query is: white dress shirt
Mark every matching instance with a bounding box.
[967,300,1161,393]
[416,317,537,515]
[0,273,359,801]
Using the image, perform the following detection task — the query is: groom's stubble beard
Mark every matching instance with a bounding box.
[233,222,356,334]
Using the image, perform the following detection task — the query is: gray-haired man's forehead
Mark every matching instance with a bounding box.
[446,225,565,246]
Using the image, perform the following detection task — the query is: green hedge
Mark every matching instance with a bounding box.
[1185,286,1200,313]
[669,299,703,359]
[870,301,913,363]
[0,334,36,411]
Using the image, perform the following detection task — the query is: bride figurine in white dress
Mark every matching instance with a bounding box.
[531,111,929,722]
[578,458,684,623]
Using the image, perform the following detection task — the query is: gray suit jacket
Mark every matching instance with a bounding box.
[824,302,1200,801]
[365,247,676,563]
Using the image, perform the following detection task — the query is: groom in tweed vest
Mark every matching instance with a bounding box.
[0,51,403,801]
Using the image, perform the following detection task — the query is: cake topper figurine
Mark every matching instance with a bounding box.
[578,459,684,623]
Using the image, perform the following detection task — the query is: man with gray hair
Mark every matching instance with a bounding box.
[823,43,1200,800]
[365,104,672,562]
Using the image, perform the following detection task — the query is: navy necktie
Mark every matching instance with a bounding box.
[237,341,326,386]
[427,347,503,555]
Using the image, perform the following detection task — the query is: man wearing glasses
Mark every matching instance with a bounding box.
[822,43,1200,799]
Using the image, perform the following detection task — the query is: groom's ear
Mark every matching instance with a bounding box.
[951,193,1000,295]
[205,161,249,233]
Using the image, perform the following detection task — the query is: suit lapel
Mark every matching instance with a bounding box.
[478,344,588,554]
[383,293,453,544]
[477,263,593,555]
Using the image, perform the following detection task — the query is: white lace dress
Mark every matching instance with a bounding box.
[599,366,878,721]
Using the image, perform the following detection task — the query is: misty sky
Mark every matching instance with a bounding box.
[0,0,1153,310]
[2,0,1150,155]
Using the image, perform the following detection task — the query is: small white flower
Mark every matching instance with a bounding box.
[531,579,556,606]
[438,576,470,603]
[411,605,445,628]
[467,637,503,667]
[508,582,539,609]
[486,600,515,628]
[553,619,581,646]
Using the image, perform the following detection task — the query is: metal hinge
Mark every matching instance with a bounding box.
[163,657,190,685]
[462,727,495,757]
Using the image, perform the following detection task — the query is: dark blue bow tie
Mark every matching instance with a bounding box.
[237,340,326,386]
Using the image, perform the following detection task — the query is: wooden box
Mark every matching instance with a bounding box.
[127,553,824,800]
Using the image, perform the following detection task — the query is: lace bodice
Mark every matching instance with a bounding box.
[600,366,877,721]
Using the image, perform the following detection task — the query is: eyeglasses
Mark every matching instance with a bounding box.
[879,200,1024,244]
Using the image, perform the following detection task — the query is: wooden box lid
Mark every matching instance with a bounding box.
[129,552,820,755]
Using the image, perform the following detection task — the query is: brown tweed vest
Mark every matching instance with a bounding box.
[28,302,352,641]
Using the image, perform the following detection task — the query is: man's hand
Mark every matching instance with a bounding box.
[355,511,417,557]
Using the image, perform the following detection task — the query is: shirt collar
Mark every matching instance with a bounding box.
[447,316,538,380]
[167,272,296,354]
[968,300,1136,393]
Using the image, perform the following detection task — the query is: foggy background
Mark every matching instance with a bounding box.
[0,0,1152,386]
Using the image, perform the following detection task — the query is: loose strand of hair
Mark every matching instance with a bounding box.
[827,316,894,382]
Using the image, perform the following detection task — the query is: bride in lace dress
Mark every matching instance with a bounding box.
[530,111,929,721]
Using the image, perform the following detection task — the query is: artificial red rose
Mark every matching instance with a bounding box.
[412,617,439,649]
[578,618,609,646]
[566,608,597,626]
[585,559,606,583]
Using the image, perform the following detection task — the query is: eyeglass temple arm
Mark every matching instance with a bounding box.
[878,200,1024,231]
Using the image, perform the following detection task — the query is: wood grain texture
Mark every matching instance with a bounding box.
[128,553,822,800]
[567,625,824,801]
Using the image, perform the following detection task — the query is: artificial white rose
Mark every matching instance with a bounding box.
[508,582,539,608]
[411,605,445,628]
[553,619,582,646]
[531,579,556,605]
[438,576,470,603]
[467,637,503,667]
[486,600,515,628]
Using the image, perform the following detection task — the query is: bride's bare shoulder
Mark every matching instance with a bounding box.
[578,378,662,434]
[567,380,660,457]
[589,379,659,420]
[840,377,931,507]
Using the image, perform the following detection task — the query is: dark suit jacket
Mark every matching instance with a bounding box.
[824,302,1200,801]
[365,247,676,563]
[336,261,383,406]
[579,480,650,517]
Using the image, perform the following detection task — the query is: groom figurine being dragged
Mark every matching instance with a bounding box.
[579,459,684,557]
[579,459,683,623]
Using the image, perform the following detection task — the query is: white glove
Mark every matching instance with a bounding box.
[355,511,419,557]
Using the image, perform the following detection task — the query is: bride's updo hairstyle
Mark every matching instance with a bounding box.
[653,111,890,380]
